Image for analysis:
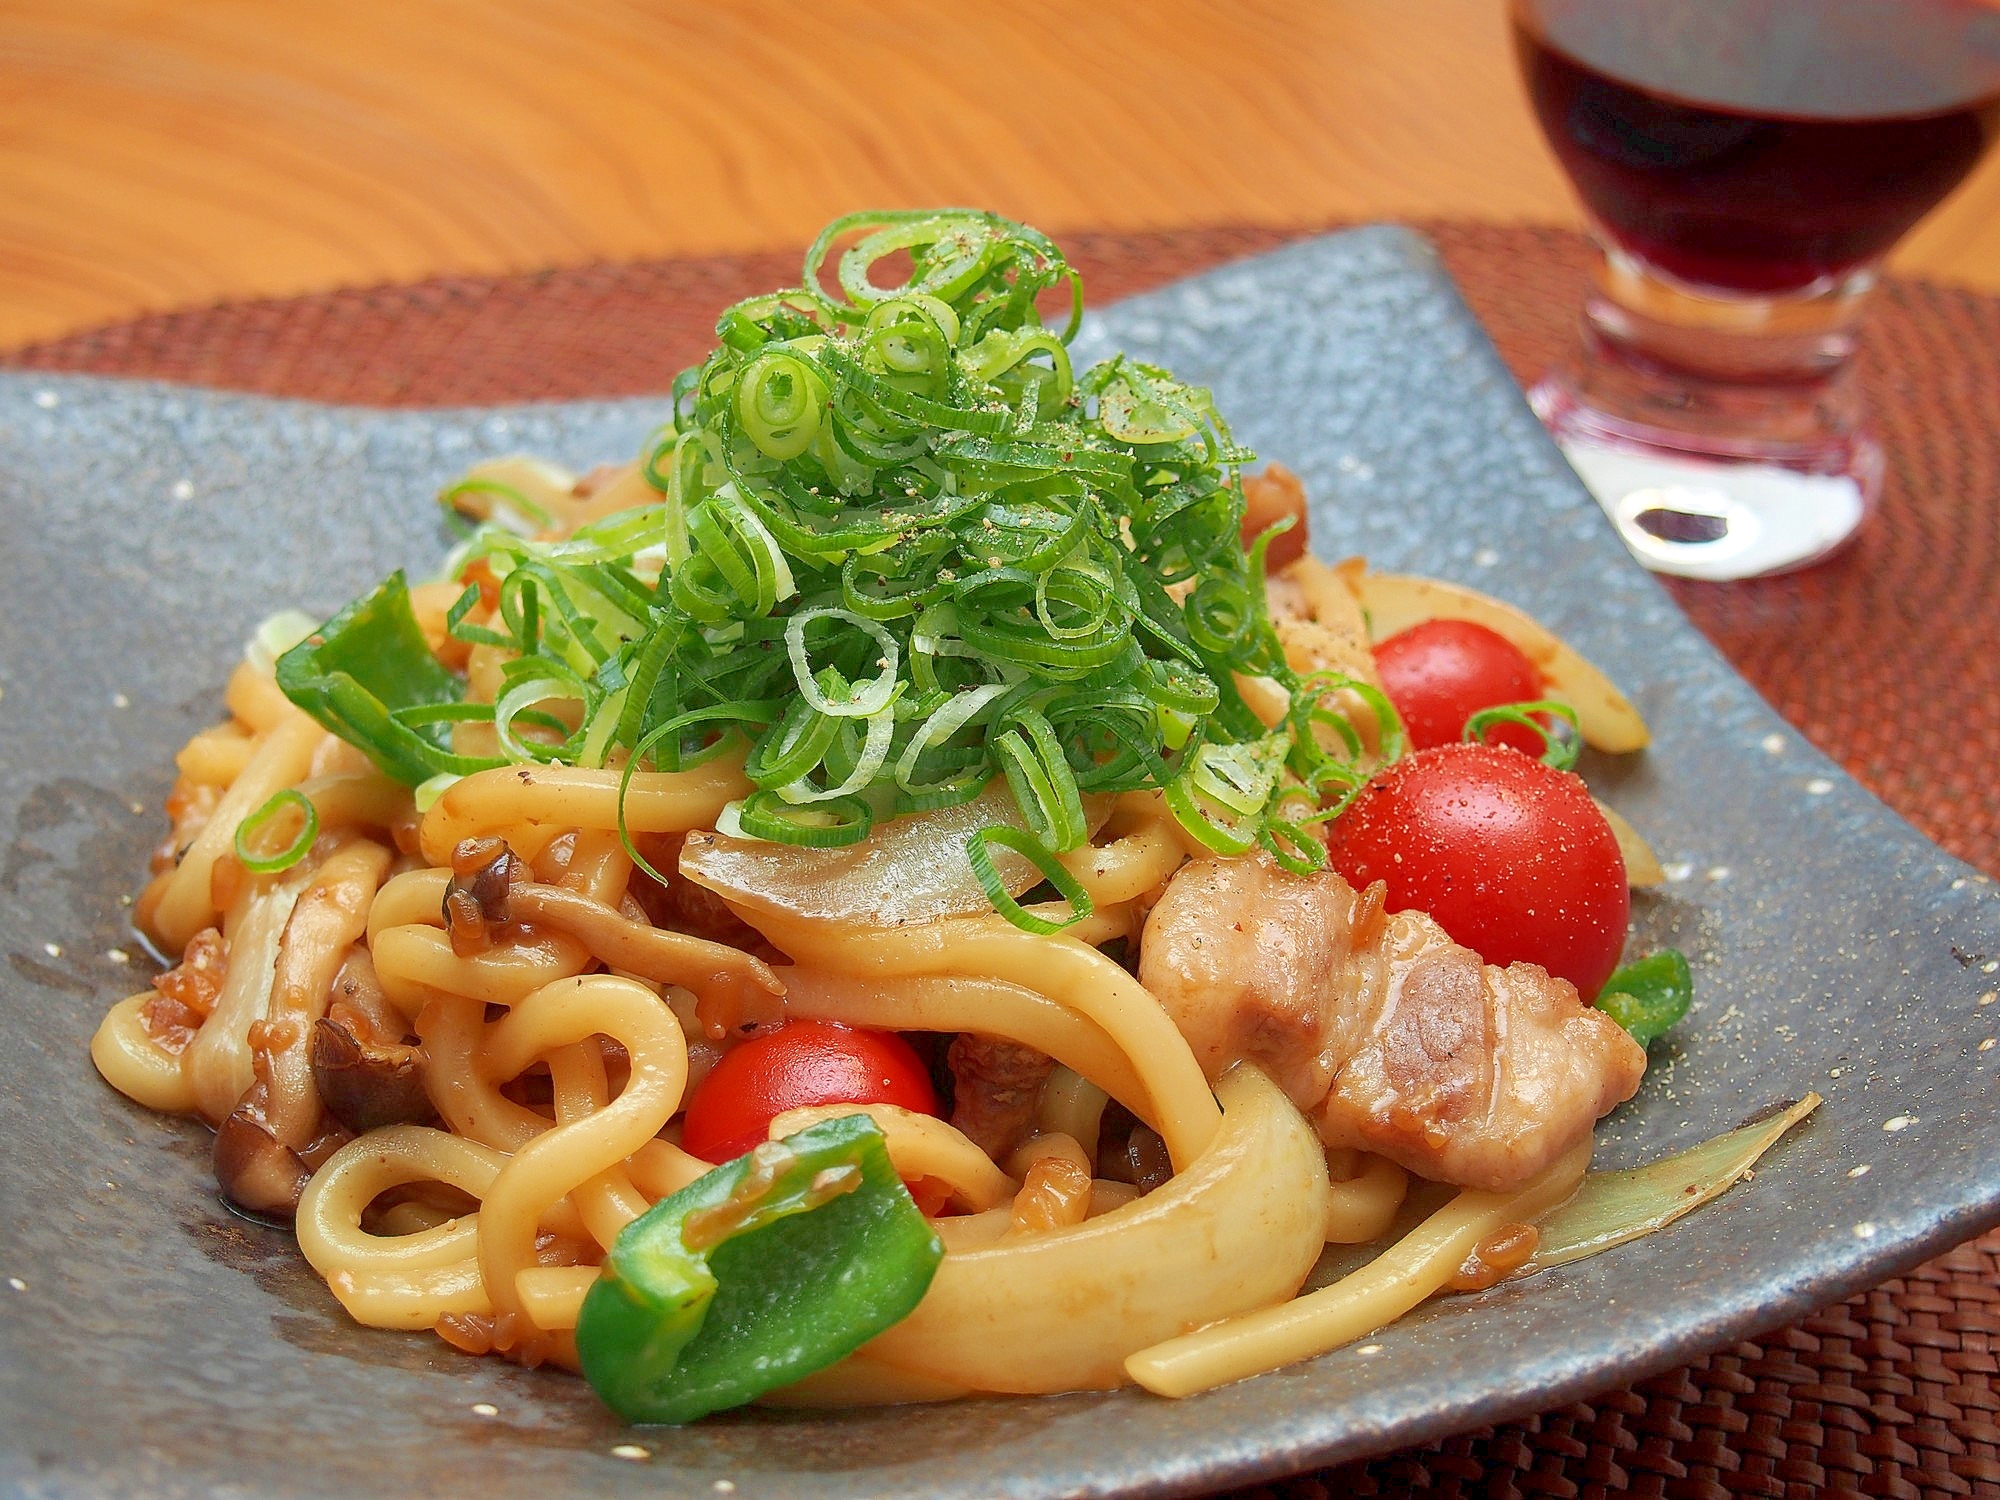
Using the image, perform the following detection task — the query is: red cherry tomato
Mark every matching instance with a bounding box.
[1373,618,1546,755]
[679,1020,939,1164]
[1323,742,1629,999]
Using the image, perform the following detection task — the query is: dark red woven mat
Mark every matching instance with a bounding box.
[8,224,1998,1498]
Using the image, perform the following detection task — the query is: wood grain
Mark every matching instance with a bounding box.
[2,0,1997,347]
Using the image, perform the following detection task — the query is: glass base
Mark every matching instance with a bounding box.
[1532,369,1882,581]
[1587,246,1875,383]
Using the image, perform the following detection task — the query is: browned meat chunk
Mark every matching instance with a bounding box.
[1138,856,1373,1106]
[948,1034,1058,1160]
[1240,463,1309,572]
[1137,853,1645,1192]
[631,831,786,964]
[143,926,228,1053]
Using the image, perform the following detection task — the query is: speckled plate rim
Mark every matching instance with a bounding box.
[2,226,1998,1500]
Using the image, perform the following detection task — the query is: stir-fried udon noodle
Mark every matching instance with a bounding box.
[91,210,1811,1420]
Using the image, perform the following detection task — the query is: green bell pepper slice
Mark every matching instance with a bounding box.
[275,571,496,786]
[1595,948,1693,1049]
[576,1112,943,1424]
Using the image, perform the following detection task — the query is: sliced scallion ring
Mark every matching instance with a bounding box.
[786,607,900,718]
[734,789,873,847]
[1463,700,1582,770]
[964,825,1094,936]
[233,790,319,875]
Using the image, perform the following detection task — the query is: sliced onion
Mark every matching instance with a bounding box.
[680,779,1110,928]
[1522,1093,1821,1273]
[858,1065,1330,1394]
[1595,797,1665,888]
[1352,570,1650,753]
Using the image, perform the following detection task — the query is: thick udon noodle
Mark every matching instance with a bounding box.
[94,638,1588,1404]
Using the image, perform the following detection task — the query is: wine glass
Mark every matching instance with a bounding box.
[1512,0,2000,580]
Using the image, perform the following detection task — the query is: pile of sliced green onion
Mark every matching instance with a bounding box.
[278,209,1397,929]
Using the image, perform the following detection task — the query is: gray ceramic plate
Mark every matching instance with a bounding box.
[2,228,1997,1500]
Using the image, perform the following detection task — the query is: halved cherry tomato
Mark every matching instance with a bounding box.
[1373,618,1546,755]
[679,1020,940,1165]
[1323,742,1629,1000]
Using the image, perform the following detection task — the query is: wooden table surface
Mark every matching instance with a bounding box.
[4,0,1999,349]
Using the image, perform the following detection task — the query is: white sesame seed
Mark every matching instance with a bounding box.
[1853,1221,1878,1239]
[41,943,60,959]
[1980,1038,1996,1053]
[1705,866,1732,882]
[1882,1115,1916,1133]
[32,390,58,409]
[1953,878,1969,890]
[111,692,130,709]
[471,1402,498,1417]
[1805,778,1833,796]
[105,949,129,965]
[1847,1164,1871,1178]
[1981,991,1998,1007]
[1473,548,1500,567]
[610,1444,651,1462]
[1663,861,1694,883]
[5,1277,23,1291]
[1986,961,1999,975]
[1829,1067,1842,1078]
[714,1484,738,1495]
[1355,1343,1383,1355]
[1761,733,1785,754]
[170,479,194,501]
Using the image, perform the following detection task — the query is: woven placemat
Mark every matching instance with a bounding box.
[7,224,1997,1498]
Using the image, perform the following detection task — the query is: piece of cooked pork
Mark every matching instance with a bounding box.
[1136,852,1645,1192]
[948,1033,1060,1160]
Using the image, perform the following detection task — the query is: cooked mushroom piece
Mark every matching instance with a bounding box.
[310,1016,434,1135]
[213,1079,311,1217]
[442,835,519,957]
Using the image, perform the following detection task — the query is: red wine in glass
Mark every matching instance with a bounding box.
[1512,0,2000,578]
[1517,0,2000,296]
